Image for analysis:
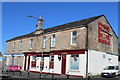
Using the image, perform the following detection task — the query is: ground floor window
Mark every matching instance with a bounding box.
[70,55,79,70]
[49,55,54,69]
[17,56,20,66]
[31,56,37,68]
[40,57,44,71]
[6,57,10,65]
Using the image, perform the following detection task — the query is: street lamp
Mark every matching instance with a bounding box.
[26,15,39,19]
[27,15,44,78]
[27,15,44,30]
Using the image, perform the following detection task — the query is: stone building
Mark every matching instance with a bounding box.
[4,15,118,77]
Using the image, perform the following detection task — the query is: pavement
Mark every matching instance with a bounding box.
[0,70,120,80]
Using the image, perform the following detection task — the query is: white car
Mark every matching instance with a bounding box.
[101,65,120,78]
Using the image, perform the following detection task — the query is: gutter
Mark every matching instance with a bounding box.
[85,24,89,78]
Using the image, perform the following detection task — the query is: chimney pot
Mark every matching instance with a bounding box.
[37,16,43,30]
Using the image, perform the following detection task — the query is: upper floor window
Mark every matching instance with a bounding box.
[71,31,77,45]
[51,34,56,47]
[19,40,22,50]
[13,42,16,51]
[43,36,46,48]
[8,43,11,51]
[30,39,33,49]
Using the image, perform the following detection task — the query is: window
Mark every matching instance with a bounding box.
[51,34,56,47]
[17,56,20,66]
[8,43,11,51]
[71,31,77,45]
[103,54,106,59]
[49,55,54,69]
[43,36,46,48]
[30,39,33,49]
[12,55,15,65]
[31,56,36,68]
[32,56,37,61]
[6,57,10,65]
[19,41,22,50]
[50,55,54,62]
[70,55,79,70]
[13,42,16,51]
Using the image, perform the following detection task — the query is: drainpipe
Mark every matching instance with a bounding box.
[85,25,89,78]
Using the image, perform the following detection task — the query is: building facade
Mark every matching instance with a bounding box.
[5,15,118,77]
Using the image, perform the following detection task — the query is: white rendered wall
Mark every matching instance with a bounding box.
[30,57,41,72]
[26,56,28,70]
[88,50,118,76]
[42,57,50,72]
[22,56,25,70]
[53,55,62,74]
[66,53,87,77]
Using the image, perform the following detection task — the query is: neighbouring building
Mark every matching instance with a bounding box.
[4,15,118,77]
[0,52,5,70]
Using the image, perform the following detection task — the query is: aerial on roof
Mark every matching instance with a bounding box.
[6,14,117,42]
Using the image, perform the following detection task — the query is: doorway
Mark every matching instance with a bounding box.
[61,55,66,74]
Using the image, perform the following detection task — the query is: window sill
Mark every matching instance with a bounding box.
[68,69,80,72]
[19,49,22,51]
[42,47,46,49]
[29,48,32,50]
[71,44,77,45]
[51,46,55,48]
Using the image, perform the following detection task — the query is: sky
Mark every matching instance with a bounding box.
[1,2,119,55]
[1,0,120,2]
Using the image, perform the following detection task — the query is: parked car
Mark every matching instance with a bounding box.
[101,65,120,78]
[5,65,21,71]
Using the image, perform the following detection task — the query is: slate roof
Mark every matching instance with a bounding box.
[6,14,111,42]
[44,14,103,33]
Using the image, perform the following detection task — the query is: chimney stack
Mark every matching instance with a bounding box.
[37,16,44,30]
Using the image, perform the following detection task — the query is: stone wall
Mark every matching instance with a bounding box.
[87,16,118,54]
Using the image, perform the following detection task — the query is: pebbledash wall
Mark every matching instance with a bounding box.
[4,15,118,77]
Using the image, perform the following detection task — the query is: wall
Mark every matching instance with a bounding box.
[53,55,62,74]
[29,55,62,74]
[6,27,87,54]
[6,36,42,53]
[88,50,118,76]
[87,16,118,54]
[66,53,87,77]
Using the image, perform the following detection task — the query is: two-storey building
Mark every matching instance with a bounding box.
[5,15,118,77]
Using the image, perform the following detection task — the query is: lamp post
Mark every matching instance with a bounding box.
[27,15,44,78]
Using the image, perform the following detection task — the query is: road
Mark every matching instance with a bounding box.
[0,70,120,80]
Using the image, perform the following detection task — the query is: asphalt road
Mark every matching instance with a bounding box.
[0,71,120,80]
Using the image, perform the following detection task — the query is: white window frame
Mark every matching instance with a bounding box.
[13,42,16,51]
[30,39,33,49]
[70,55,80,71]
[51,34,56,47]
[19,40,22,50]
[43,36,46,48]
[71,31,77,45]
[8,43,11,51]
